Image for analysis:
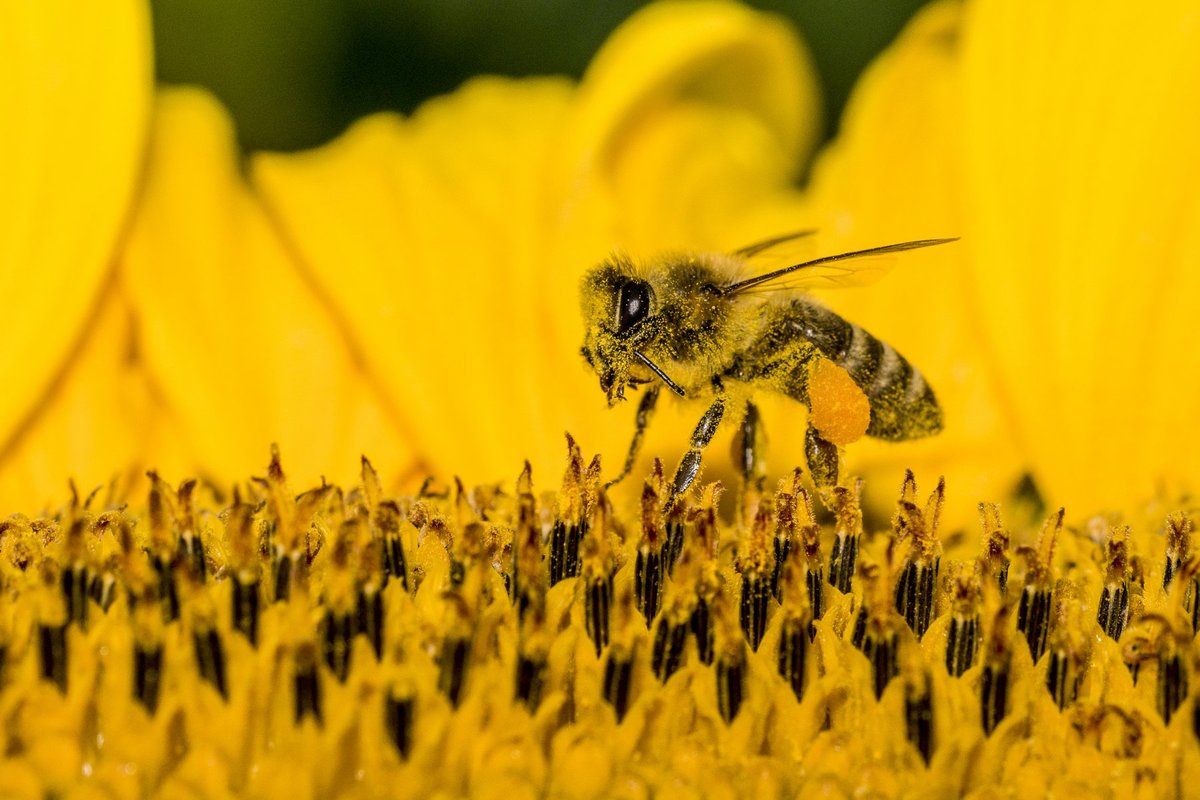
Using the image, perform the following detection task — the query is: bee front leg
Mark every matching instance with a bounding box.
[606,386,660,489]
[670,397,726,502]
[804,424,839,489]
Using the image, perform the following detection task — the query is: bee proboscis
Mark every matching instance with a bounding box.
[579,232,956,500]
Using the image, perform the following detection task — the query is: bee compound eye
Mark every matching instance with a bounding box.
[616,280,651,335]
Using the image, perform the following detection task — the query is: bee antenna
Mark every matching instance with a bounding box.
[635,352,686,397]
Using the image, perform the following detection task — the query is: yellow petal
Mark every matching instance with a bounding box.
[0,0,151,454]
[962,0,1200,511]
[799,1,1024,521]
[568,0,822,253]
[253,79,602,486]
[0,286,181,514]
[119,88,414,489]
[571,0,820,183]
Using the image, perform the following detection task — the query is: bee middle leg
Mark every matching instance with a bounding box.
[732,401,765,482]
[606,386,660,489]
[670,396,726,502]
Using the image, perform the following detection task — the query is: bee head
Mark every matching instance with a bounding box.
[580,259,665,405]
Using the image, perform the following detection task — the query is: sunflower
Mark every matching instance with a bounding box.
[3,0,1199,796]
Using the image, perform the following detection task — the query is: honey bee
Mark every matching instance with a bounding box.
[579,232,956,499]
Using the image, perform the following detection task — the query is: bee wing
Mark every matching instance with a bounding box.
[722,238,958,296]
[730,229,818,260]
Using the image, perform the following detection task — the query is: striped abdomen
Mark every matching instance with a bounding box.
[783,300,941,441]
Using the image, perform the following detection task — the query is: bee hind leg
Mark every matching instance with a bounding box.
[804,425,839,489]
[670,397,726,502]
[605,386,660,489]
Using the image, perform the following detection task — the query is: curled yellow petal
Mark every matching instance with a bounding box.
[0,0,152,462]
[572,0,820,179]
[567,0,821,255]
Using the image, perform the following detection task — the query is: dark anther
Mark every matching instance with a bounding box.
[194,628,229,699]
[438,636,471,708]
[232,577,261,647]
[151,555,180,622]
[690,599,714,665]
[894,558,939,640]
[61,565,90,630]
[1097,581,1129,642]
[88,571,116,613]
[584,575,613,657]
[980,663,1009,735]
[134,642,163,714]
[356,588,384,660]
[386,694,414,759]
[664,518,685,577]
[1192,694,1200,743]
[995,563,1010,596]
[1158,653,1187,724]
[1045,649,1078,711]
[273,553,293,603]
[716,650,747,724]
[828,532,859,595]
[549,521,584,586]
[294,647,323,726]
[776,619,808,700]
[771,535,792,603]
[320,611,354,683]
[602,651,635,722]
[739,574,770,652]
[863,630,900,700]
[179,533,207,582]
[806,567,825,628]
[515,655,546,710]
[38,623,68,693]
[635,547,663,627]
[1016,585,1052,663]
[448,558,465,588]
[651,619,688,682]
[851,606,868,650]
[904,678,935,764]
[944,615,979,677]
[384,533,408,592]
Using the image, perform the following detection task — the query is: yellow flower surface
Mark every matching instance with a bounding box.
[0,451,1197,798]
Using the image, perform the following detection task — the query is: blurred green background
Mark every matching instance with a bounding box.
[152,0,928,154]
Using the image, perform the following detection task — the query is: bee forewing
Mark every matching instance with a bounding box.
[735,253,899,294]
[723,238,958,296]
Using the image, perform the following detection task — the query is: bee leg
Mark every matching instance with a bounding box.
[670,397,726,502]
[605,386,660,489]
[732,401,765,481]
[804,425,839,489]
